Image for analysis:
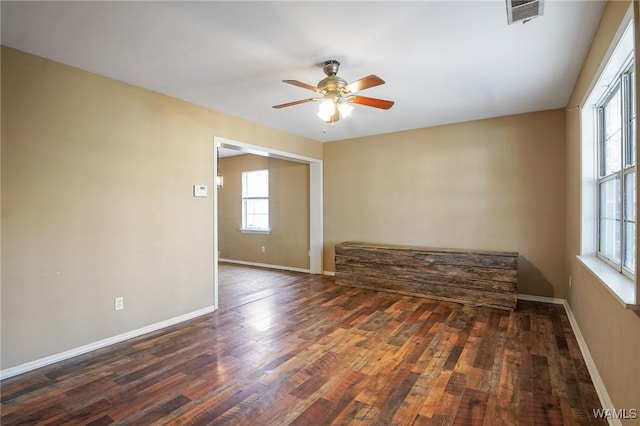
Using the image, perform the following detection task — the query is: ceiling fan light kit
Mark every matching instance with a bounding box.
[316,94,353,122]
[273,59,394,129]
[317,96,338,122]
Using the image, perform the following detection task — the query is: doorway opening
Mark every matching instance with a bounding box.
[213,136,323,309]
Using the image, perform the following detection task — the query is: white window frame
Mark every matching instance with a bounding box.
[595,59,636,278]
[579,13,638,309]
[240,169,270,234]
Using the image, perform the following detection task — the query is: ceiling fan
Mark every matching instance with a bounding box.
[272,60,394,123]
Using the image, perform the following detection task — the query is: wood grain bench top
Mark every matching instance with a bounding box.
[336,241,518,258]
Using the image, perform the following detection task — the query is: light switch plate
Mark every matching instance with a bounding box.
[194,185,208,197]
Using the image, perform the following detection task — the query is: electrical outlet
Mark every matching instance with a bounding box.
[261,246,266,253]
[114,297,124,311]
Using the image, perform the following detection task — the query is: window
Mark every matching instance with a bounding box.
[241,169,269,233]
[580,15,637,307]
[596,61,636,276]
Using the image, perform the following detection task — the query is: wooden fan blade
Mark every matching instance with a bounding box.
[347,95,394,110]
[344,75,385,93]
[283,80,321,92]
[272,98,318,109]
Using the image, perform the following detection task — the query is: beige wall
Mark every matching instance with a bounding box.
[324,109,567,298]
[0,46,321,370]
[218,154,309,269]
[565,0,640,419]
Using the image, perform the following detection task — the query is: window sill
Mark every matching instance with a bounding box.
[239,228,271,235]
[576,255,639,310]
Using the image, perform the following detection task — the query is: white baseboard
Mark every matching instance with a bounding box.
[219,258,310,274]
[561,300,620,426]
[324,270,336,276]
[518,293,618,426]
[0,305,216,381]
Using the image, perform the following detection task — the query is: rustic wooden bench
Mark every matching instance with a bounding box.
[334,242,518,311]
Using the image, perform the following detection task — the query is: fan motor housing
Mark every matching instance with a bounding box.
[318,76,347,94]
[318,59,348,94]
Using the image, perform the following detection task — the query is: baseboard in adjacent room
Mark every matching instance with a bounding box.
[0,305,216,381]
[219,258,310,274]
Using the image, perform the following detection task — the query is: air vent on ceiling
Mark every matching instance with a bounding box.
[506,0,544,25]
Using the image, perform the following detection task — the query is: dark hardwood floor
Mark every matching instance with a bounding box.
[1,263,606,425]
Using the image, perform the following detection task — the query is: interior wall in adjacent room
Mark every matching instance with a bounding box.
[218,154,310,270]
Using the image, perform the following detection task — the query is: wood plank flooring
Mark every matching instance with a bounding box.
[1,263,606,425]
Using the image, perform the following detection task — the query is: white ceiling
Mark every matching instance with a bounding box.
[1,1,606,143]
[218,147,246,158]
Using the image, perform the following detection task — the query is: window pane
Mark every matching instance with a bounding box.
[600,218,621,263]
[603,88,622,176]
[625,172,635,221]
[630,116,636,167]
[255,199,268,214]
[603,131,622,176]
[248,214,269,230]
[628,71,636,166]
[605,88,621,139]
[599,177,621,263]
[246,199,268,215]
[245,170,269,197]
[624,172,636,272]
[624,222,636,272]
[244,199,269,229]
[600,177,621,219]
